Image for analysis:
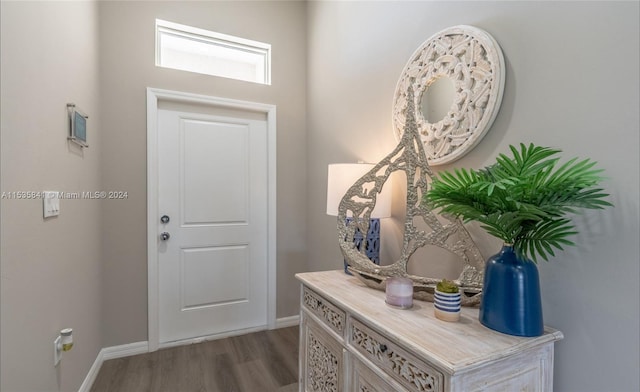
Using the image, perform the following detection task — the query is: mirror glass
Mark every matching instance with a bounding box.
[420,76,456,123]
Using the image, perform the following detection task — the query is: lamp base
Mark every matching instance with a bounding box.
[344,218,381,274]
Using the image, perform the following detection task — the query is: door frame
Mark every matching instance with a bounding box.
[146,87,277,352]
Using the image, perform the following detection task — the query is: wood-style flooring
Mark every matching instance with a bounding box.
[90,326,299,392]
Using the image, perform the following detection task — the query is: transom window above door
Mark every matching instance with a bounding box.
[155,19,271,85]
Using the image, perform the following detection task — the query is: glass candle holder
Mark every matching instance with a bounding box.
[385,277,413,309]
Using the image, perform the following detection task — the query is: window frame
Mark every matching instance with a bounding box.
[155,19,271,85]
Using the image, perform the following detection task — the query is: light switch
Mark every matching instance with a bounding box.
[43,191,60,218]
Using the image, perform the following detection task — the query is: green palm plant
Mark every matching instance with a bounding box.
[423,143,613,262]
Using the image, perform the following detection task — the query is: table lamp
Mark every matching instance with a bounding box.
[327,163,392,273]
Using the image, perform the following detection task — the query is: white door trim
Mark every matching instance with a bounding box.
[146,87,277,352]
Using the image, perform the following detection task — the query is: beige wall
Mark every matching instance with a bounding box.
[0,2,103,391]
[306,1,639,391]
[98,1,308,346]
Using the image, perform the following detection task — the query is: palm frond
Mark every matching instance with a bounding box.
[515,219,578,262]
[423,143,613,262]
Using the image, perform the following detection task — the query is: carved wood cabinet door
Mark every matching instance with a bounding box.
[300,316,345,392]
[350,354,409,392]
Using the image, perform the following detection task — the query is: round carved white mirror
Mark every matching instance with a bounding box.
[420,76,456,123]
[392,25,505,165]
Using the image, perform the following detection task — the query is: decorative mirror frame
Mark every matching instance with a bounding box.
[392,25,505,165]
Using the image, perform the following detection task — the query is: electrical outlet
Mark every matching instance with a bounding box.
[54,336,62,366]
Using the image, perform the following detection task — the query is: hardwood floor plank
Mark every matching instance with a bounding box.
[277,383,299,392]
[266,328,299,375]
[90,326,299,392]
[183,344,210,392]
[156,346,184,391]
[227,331,265,364]
[255,330,298,387]
[213,352,243,392]
[198,340,223,392]
[237,359,280,391]
[271,325,299,349]
[91,356,128,392]
[120,352,157,392]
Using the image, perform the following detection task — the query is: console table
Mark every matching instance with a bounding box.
[297,270,563,392]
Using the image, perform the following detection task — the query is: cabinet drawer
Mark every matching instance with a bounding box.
[349,319,444,392]
[303,287,346,337]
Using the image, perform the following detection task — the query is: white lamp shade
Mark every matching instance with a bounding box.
[326,163,392,218]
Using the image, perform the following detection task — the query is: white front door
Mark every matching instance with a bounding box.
[156,106,268,344]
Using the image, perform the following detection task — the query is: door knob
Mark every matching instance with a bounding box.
[160,232,171,241]
[161,215,170,224]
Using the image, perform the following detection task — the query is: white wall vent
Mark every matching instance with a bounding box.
[155,19,271,85]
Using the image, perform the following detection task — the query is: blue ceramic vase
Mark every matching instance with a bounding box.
[479,245,544,337]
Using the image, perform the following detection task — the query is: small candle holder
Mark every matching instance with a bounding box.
[385,277,413,309]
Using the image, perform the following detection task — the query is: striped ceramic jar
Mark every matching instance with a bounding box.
[434,289,461,322]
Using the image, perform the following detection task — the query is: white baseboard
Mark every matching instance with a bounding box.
[77,349,103,392]
[275,314,300,328]
[78,317,298,392]
[77,341,148,392]
[102,341,149,361]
